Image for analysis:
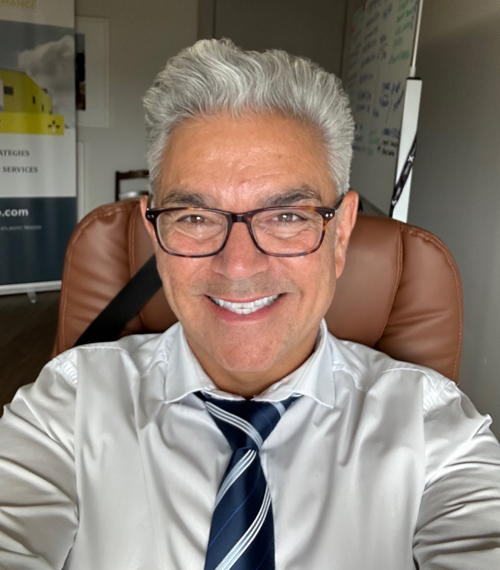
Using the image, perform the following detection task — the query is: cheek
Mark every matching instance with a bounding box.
[290,248,336,306]
[156,256,197,313]
[322,224,337,250]
[323,226,346,279]
[316,245,338,303]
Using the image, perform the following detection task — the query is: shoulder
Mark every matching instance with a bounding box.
[48,322,182,383]
[327,333,463,415]
[326,334,499,462]
[3,324,182,436]
[8,324,181,417]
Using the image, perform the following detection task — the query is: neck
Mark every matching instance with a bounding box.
[186,334,318,398]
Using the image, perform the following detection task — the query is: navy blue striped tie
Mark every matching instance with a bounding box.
[198,392,299,570]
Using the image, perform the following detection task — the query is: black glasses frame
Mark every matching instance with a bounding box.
[145,196,344,258]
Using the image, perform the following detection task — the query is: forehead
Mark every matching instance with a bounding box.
[158,111,336,207]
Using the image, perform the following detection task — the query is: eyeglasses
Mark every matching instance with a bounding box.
[145,197,344,258]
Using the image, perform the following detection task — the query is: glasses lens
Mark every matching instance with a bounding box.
[157,209,227,255]
[252,208,323,254]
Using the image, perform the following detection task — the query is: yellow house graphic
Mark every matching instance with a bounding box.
[0,69,65,135]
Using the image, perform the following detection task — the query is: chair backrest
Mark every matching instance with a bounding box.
[53,199,463,381]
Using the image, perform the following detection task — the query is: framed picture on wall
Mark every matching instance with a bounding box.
[76,16,109,128]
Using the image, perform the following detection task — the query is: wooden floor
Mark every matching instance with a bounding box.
[0,291,59,411]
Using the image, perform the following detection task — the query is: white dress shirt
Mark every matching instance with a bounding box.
[0,321,500,570]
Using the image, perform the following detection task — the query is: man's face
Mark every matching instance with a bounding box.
[143,112,357,396]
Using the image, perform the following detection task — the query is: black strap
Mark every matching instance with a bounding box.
[74,255,162,346]
[389,135,417,216]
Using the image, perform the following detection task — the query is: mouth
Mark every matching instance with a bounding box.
[208,294,280,315]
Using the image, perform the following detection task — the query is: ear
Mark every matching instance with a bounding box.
[334,190,358,278]
[139,195,159,248]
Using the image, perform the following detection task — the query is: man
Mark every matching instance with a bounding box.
[0,39,499,569]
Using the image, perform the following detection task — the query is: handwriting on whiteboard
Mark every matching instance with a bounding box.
[344,0,418,157]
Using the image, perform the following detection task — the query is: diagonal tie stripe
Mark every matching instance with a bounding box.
[216,486,272,570]
[205,401,264,449]
[215,449,257,507]
[197,392,299,570]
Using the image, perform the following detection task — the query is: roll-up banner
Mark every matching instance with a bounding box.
[0,0,76,294]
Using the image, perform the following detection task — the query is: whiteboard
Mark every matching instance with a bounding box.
[343,0,420,214]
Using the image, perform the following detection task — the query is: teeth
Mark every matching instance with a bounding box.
[210,294,279,314]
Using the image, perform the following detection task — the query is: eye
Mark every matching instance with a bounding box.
[169,210,225,233]
[177,214,207,225]
[275,211,307,223]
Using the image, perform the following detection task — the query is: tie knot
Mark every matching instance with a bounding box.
[198,392,299,452]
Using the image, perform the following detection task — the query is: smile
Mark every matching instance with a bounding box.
[209,294,280,315]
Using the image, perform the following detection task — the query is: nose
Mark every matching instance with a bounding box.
[211,220,269,279]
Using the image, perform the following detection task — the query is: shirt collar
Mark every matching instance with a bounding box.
[162,320,335,409]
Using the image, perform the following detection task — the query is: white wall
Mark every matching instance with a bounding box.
[76,0,198,214]
[212,0,347,74]
[408,1,500,436]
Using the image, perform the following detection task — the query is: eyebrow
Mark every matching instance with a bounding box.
[158,185,323,209]
[159,190,210,207]
[262,186,323,207]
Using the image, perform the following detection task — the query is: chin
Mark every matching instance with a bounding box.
[217,345,280,374]
[216,338,304,387]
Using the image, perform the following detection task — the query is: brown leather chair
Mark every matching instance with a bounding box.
[52,199,463,381]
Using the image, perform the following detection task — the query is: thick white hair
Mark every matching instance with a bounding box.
[143,38,354,196]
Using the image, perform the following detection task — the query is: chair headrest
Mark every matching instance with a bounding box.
[53,200,463,381]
